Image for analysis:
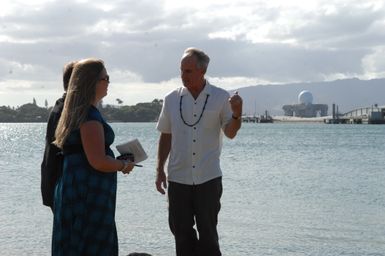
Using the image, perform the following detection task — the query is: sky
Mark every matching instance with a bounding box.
[1,0,385,107]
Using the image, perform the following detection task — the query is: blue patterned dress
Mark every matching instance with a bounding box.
[52,106,118,256]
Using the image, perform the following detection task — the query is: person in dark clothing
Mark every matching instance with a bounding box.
[51,58,135,255]
[41,61,76,211]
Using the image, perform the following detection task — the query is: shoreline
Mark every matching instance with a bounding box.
[272,115,330,123]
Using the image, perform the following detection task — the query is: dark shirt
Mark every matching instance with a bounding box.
[40,95,65,209]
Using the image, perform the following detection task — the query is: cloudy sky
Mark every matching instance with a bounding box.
[1,0,384,107]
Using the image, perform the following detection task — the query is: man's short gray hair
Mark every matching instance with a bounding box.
[182,47,210,71]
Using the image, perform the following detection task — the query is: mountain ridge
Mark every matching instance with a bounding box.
[233,78,385,116]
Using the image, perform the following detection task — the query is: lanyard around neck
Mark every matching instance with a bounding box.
[179,94,209,127]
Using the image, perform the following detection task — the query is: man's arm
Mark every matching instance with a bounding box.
[224,115,242,139]
[224,91,243,139]
[156,133,171,194]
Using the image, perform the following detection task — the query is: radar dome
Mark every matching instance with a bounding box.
[298,90,313,105]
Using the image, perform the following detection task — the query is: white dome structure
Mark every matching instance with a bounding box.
[298,90,313,105]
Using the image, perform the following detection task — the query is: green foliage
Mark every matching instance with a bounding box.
[100,99,162,122]
[0,106,17,122]
[0,103,48,122]
[0,99,163,123]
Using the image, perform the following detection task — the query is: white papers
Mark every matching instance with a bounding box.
[116,138,148,163]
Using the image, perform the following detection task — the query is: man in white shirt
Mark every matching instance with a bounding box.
[156,47,242,256]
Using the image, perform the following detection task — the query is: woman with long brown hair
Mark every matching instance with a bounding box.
[52,58,134,255]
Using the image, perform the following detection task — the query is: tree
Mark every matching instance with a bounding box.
[15,103,49,122]
[45,99,48,108]
[0,106,16,122]
[116,98,123,105]
[0,98,163,123]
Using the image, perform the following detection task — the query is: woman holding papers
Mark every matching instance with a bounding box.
[52,58,134,256]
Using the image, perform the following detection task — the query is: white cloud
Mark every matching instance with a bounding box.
[208,76,274,90]
[361,46,385,79]
[1,0,385,107]
[108,68,143,83]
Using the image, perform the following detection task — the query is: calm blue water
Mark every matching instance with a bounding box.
[0,122,384,256]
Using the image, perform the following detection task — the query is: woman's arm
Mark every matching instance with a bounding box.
[80,120,133,173]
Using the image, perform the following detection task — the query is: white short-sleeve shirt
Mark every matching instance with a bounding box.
[156,81,232,185]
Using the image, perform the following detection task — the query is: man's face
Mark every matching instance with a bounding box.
[180,55,205,90]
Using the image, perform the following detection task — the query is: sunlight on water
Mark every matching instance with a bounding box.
[1,123,385,255]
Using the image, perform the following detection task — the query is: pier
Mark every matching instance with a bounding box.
[242,110,273,123]
[325,104,385,124]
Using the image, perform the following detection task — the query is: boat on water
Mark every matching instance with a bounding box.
[259,116,273,123]
[242,110,273,123]
[259,110,273,123]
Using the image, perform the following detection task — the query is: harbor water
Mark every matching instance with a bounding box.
[0,122,384,255]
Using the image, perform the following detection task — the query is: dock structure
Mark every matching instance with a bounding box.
[325,104,385,124]
[242,110,273,123]
[242,116,259,123]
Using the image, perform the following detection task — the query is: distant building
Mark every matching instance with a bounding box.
[282,90,328,117]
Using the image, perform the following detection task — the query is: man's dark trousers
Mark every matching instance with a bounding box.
[168,177,222,256]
